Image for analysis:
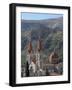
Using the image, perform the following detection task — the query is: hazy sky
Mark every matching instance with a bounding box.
[21,12,63,20]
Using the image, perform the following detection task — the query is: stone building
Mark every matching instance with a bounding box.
[24,40,60,76]
[26,39,43,76]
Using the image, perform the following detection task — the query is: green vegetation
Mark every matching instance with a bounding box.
[21,55,26,65]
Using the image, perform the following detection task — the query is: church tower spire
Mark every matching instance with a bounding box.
[37,37,42,52]
[36,37,42,73]
[28,41,32,53]
[26,34,32,66]
[28,33,32,53]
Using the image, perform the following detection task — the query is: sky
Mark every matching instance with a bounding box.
[21,12,63,20]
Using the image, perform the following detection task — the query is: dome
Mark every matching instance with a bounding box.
[49,51,59,64]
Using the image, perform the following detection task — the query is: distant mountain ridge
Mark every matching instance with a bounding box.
[21,17,63,23]
[21,17,63,31]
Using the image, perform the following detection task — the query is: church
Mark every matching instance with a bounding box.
[26,38,44,76]
[25,38,60,77]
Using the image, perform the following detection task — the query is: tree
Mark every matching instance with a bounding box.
[25,61,29,77]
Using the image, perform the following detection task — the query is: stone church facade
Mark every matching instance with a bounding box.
[21,39,63,77]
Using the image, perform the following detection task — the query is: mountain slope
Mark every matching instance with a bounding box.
[21,17,63,64]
